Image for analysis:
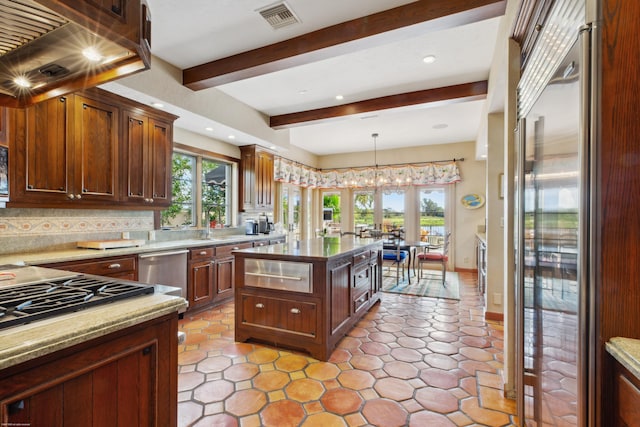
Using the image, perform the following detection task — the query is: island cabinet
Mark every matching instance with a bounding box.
[239,145,274,211]
[234,238,383,361]
[0,313,179,427]
[8,87,176,209]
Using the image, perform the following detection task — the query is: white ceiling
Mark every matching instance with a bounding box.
[117,0,504,156]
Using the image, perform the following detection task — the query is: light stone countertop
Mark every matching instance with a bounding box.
[234,236,382,260]
[0,293,187,370]
[0,234,286,266]
[607,337,640,380]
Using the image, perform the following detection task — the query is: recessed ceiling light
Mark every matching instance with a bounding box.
[299,89,308,95]
[205,127,214,131]
[14,76,31,88]
[335,95,344,100]
[432,123,448,129]
[423,55,436,64]
[151,101,164,108]
[228,135,236,140]
[82,47,103,62]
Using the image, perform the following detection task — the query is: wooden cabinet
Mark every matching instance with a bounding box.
[0,107,7,146]
[611,358,640,426]
[214,242,252,302]
[188,247,215,310]
[240,294,318,338]
[40,255,138,281]
[121,110,173,207]
[8,88,176,209]
[0,313,178,427]
[239,145,274,211]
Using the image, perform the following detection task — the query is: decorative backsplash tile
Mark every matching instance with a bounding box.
[0,214,154,236]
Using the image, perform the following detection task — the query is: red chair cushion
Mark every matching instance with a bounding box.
[417,253,448,261]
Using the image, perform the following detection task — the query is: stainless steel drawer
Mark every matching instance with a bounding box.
[244,259,313,293]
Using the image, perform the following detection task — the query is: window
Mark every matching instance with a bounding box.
[382,190,405,231]
[419,188,446,242]
[323,192,341,233]
[354,191,375,230]
[161,151,234,229]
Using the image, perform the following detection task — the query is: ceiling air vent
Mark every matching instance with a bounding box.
[258,2,300,30]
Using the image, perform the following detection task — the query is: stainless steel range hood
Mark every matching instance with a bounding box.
[0,0,151,107]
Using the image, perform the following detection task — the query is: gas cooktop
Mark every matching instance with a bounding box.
[0,266,154,330]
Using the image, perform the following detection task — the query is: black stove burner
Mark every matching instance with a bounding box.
[0,275,154,330]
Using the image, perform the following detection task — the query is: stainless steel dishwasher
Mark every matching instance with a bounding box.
[138,249,188,299]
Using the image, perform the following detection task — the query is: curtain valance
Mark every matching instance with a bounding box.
[274,157,461,188]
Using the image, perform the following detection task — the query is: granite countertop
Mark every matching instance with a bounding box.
[0,293,187,370]
[0,233,286,266]
[607,337,640,380]
[234,236,381,260]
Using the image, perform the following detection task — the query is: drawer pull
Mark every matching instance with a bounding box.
[358,273,366,279]
[290,308,301,314]
[233,247,239,250]
[255,303,265,309]
[199,251,207,256]
[107,263,121,269]
[246,272,302,281]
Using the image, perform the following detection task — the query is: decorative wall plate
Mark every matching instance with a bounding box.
[460,193,485,209]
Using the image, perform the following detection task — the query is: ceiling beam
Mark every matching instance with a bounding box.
[269,81,488,129]
[183,0,507,90]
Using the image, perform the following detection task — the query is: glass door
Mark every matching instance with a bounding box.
[282,184,301,241]
[418,188,446,243]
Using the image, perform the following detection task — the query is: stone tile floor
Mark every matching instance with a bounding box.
[177,272,518,426]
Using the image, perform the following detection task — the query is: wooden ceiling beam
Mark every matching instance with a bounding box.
[183,0,506,90]
[269,81,488,129]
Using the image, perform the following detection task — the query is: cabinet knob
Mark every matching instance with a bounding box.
[83,188,88,193]
[76,194,82,199]
[255,303,264,309]
[199,251,207,256]
[68,194,75,200]
[108,263,121,269]
[27,184,33,189]
[290,308,301,314]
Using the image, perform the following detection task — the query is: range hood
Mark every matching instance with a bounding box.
[0,0,151,108]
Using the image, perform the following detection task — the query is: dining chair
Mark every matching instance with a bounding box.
[382,230,410,286]
[416,231,451,286]
[340,231,359,237]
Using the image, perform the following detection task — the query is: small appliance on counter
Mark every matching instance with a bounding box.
[258,215,274,234]
[245,220,259,235]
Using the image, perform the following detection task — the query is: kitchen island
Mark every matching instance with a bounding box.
[233,237,382,361]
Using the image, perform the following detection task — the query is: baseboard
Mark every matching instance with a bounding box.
[485,311,504,322]
[454,267,477,273]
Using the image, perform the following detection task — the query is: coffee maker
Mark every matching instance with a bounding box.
[245,220,259,235]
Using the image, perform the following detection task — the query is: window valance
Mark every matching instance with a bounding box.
[274,157,461,188]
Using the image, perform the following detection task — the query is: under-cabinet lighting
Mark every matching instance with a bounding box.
[82,47,103,62]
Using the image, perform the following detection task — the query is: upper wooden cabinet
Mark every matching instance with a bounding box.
[121,110,173,207]
[239,145,274,212]
[8,88,177,209]
[0,107,7,147]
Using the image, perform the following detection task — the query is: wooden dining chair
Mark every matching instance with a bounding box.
[416,231,451,286]
[382,231,410,285]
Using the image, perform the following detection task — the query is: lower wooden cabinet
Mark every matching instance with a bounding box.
[612,358,640,426]
[188,259,215,309]
[0,314,178,427]
[40,255,138,280]
[240,294,318,337]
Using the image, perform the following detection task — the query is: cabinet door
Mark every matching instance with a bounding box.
[329,261,351,334]
[148,118,172,206]
[122,111,148,204]
[256,150,273,208]
[215,256,234,300]
[189,260,214,308]
[0,107,7,146]
[240,294,317,337]
[240,147,255,211]
[18,96,71,202]
[73,95,119,202]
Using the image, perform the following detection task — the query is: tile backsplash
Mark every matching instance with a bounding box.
[0,209,154,255]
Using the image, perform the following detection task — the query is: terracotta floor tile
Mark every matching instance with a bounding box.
[193,413,238,427]
[414,387,459,414]
[459,335,491,348]
[197,355,233,373]
[305,362,340,380]
[350,354,384,371]
[285,378,325,402]
[460,396,511,426]
[328,348,352,363]
[193,379,235,404]
[383,360,419,379]
[376,323,404,333]
[179,349,208,365]
[348,326,368,337]
[423,353,459,370]
[395,336,427,349]
[275,354,310,372]
[181,319,210,330]
[390,347,424,362]
[477,371,504,389]
[225,389,267,416]
[321,388,363,415]
[178,401,203,426]
[224,363,260,382]
[302,412,347,427]
[344,412,367,427]
[429,330,460,343]
[460,346,495,362]
[338,370,375,390]
[253,370,291,391]
[222,342,255,357]
[303,400,324,414]
[260,400,305,427]
[247,348,280,364]
[202,323,230,334]
[420,367,460,389]
[409,410,456,427]
[458,360,495,376]
[360,341,390,356]
[368,331,397,343]
[362,398,409,427]
[479,385,517,414]
[374,377,416,401]
[427,341,459,355]
[402,327,431,338]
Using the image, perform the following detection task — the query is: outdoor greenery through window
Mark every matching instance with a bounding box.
[354,191,375,230]
[419,188,446,240]
[161,152,232,229]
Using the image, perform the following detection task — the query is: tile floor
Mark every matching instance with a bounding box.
[177,272,518,426]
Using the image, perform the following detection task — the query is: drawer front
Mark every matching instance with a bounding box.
[353,263,370,289]
[189,247,214,261]
[253,239,269,248]
[46,256,137,277]
[244,259,313,293]
[241,294,317,337]
[352,289,370,314]
[352,250,371,267]
[215,242,252,257]
[269,237,286,245]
